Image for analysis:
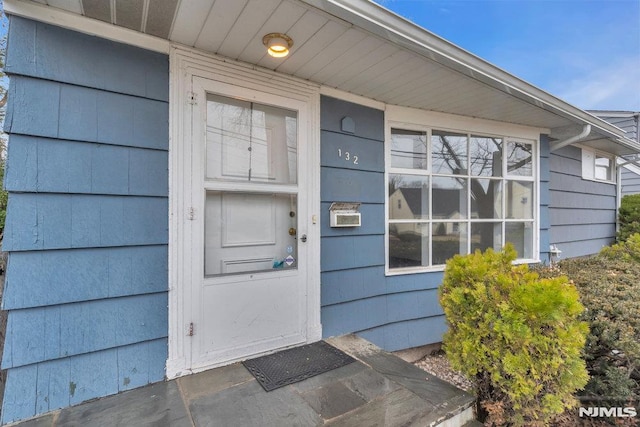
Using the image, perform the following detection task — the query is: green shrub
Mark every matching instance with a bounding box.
[617,194,640,243]
[600,232,640,263]
[537,256,640,402]
[440,245,589,426]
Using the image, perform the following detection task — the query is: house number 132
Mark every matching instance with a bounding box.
[338,148,358,165]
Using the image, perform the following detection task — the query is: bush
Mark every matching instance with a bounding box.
[617,194,640,243]
[537,255,640,402]
[440,245,589,426]
[600,233,640,263]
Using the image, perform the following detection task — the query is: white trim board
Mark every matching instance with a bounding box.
[4,0,170,54]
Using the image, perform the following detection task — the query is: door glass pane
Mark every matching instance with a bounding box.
[205,191,298,276]
[390,128,428,169]
[470,135,502,177]
[471,222,502,253]
[505,222,533,259]
[388,174,429,219]
[432,176,467,219]
[432,222,467,265]
[432,130,467,175]
[506,180,533,219]
[205,94,297,184]
[389,222,429,269]
[506,141,533,176]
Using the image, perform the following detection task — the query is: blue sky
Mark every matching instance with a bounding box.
[374,0,640,111]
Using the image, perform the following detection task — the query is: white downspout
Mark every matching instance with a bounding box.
[550,124,591,151]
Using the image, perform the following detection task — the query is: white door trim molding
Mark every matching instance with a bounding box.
[167,46,322,379]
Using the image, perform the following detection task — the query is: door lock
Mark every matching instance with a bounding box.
[300,234,307,242]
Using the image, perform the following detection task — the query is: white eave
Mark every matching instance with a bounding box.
[5,0,639,155]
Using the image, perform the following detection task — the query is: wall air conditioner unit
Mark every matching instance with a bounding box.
[329,202,361,228]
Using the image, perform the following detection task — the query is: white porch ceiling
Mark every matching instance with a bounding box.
[12,0,640,155]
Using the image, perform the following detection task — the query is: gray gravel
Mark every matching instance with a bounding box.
[414,351,474,392]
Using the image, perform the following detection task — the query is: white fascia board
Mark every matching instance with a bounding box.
[302,0,636,148]
[4,0,170,54]
[387,104,547,141]
[320,86,386,111]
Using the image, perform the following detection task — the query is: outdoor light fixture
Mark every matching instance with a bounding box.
[263,33,293,58]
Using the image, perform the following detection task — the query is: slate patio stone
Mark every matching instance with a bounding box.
[11,336,477,427]
[6,414,55,427]
[290,361,367,393]
[325,388,435,427]
[55,381,191,427]
[357,350,471,406]
[188,375,323,427]
[177,362,254,402]
[339,367,402,402]
[299,381,367,419]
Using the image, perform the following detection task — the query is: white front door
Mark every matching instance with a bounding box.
[187,76,313,371]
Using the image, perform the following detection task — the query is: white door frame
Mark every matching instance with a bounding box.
[167,46,322,379]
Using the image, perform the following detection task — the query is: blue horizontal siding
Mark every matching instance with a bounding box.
[6,135,168,196]
[321,130,384,172]
[321,235,385,271]
[2,293,168,369]
[6,17,168,101]
[321,167,384,203]
[320,96,384,141]
[1,339,167,425]
[6,77,168,150]
[621,168,640,195]
[322,296,387,337]
[357,316,448,352]
[386,289,443,323]
[320,202,384,237]
[320,96,448,352]
[3,246,167,310]
[321,267,445,306]
[322,289,445,338]
[2,16,170,424]
[321,267,387,306]
[3,194,167,251]
[548,145,616,258]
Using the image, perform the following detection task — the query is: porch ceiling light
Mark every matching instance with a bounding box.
[263,33,293,58]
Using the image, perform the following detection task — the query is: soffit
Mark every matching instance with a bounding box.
[11,0,640,154]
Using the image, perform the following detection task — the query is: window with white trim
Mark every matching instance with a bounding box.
[581,147,615,183]
[387,127,536,272]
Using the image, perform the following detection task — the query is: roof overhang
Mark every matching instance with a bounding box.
[5,0,639,155]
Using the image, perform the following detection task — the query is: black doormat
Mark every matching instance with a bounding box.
[242,341,356,392]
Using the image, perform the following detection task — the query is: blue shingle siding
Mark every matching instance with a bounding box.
[621,167,640,196]
[549,145,616,258]
[1,17,169,424]
[319,96,447,351]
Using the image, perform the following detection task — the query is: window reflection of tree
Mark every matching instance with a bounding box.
[506,142,533,175]
[432,134,531,252]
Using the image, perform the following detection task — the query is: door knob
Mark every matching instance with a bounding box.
[289,227,296,236]
[300,234,307,242]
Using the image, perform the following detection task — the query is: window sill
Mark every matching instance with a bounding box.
[582,176,616,185]
[385,266,445,276]
[385,257,541,276]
